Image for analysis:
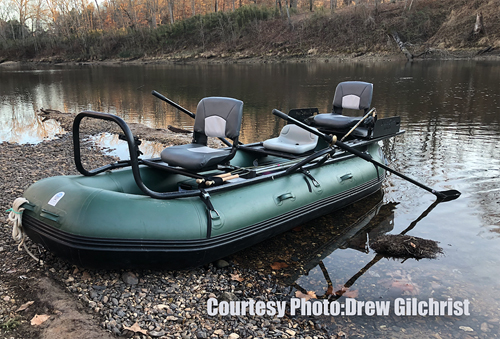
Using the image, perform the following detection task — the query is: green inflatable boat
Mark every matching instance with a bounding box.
[18,81,440,269]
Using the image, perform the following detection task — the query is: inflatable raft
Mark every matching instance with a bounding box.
[16,81,413,269]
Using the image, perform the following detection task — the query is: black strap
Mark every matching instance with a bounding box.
[301,169,320,192]
[199,189,219,239]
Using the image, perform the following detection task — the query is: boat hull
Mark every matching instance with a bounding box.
[22,143,386,269]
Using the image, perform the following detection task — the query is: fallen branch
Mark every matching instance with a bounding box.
[167,125,192,134]
[477,46,494,55]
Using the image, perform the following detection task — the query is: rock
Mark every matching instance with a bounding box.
[285,329,296,336]
[215,259,230,268]
[481,322,489,332]
[219,292,238,302]
[459,326,474,332]
[196,330,208,338]
[121,272,138,285]
[149,330,166,337]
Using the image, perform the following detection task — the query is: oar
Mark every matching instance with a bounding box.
[152,90,233,147]
[272,109,461,202]
[152,90,195,118]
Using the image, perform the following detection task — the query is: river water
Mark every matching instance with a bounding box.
[1,60,500,337]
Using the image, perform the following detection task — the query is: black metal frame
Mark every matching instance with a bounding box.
[73,110,205,199]
[72,110,404,201]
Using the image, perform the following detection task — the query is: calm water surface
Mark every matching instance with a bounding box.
[1,60,500,337]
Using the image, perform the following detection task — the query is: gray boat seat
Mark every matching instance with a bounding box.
[313,81,373,134]
[263,124,319,154]
[160,97,243,171]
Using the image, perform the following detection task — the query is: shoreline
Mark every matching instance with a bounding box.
[1,47,500,68]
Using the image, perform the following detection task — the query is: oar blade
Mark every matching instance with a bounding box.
[436,190,461,202]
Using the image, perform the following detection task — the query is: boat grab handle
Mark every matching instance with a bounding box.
[276,193,296,204]
[340,173,353,182]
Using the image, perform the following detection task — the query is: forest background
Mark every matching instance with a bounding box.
[1,0,499,62]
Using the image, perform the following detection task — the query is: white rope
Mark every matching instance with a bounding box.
[7,197,44,264]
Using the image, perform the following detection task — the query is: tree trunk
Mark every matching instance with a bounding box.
[391,32,413,61]
[474,12,484,35]
[330,0,336,11]
[168,0,175,24]
[284,0,292,29]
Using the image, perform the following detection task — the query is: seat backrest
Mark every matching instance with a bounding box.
[278,124,318,145]
[193,97,243,142]
[332,81,373,114]
[262,124,318,154]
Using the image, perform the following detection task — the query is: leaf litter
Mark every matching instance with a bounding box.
[370,234,443,259]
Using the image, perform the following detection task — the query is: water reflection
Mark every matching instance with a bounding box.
[0,105,64,144]
[88,133,166,159]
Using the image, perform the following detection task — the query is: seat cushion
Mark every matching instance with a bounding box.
[313,113,362,129]
[161,144,231,171]
[263,124,318,154]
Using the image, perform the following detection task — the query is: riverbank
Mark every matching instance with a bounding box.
[2,46,500,69]
[2,0,500,64]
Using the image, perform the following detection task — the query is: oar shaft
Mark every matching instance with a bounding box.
[152,90,195,119]
[272,109,334,144]
[272,108,458,201]
[335,139,440,197]
[152,90,233,147]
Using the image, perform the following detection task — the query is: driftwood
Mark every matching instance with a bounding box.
[167,125,192,134]
[370,234,443,259]
[391,32,413,61]
[477,46,494,55]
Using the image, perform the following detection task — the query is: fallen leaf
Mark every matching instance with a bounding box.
[295,290,316,301]
[16,301,34,312]
[343,289,359,298]
[230,273,244,282]
[123,322,147,335]
[31,314,50,326]
[81,271,91,280]
[270,261,288,270]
